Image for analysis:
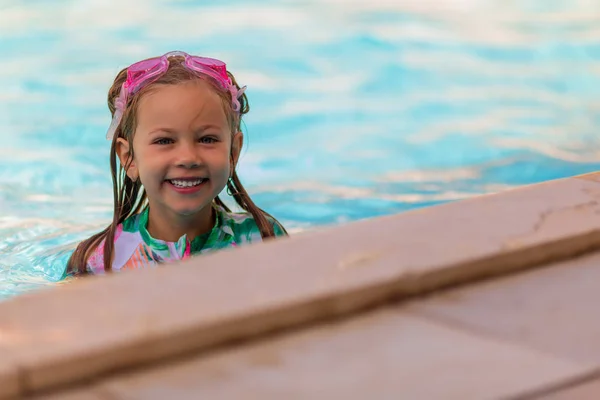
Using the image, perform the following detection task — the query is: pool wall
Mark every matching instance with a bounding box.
[2,172,600,398]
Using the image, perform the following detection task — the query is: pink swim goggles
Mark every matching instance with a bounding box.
[106,50,246,140]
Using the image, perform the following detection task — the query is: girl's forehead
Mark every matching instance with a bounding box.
[140,80,222,108]
[136,81,229,129]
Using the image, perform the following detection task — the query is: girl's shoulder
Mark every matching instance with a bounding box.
[86,213,145,274]
[217,207,286,243]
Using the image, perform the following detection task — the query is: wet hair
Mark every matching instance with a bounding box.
[67,56,286,275]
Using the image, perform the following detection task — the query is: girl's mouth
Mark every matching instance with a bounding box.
[168,178,206,188]
[166,178,208,194]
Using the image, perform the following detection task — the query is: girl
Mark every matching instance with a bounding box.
[67,51,287,275]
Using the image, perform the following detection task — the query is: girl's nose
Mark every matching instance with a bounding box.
[176,142,202,169]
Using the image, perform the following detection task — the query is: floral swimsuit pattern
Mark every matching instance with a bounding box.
[86,206,285,274]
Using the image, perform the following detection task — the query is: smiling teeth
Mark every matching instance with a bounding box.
[170,179,204,188]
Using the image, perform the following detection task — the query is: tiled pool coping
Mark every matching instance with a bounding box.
[2,172,600,398]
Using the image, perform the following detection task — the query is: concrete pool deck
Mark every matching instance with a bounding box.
[3,173,600,398]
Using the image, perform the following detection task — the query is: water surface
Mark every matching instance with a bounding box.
[1,0,600,300]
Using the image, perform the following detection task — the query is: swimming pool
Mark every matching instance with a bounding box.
[1,0,600,300]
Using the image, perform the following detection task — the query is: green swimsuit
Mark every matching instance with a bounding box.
[86,205,286,274]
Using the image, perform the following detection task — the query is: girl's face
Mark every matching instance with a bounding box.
[117,79,242,219]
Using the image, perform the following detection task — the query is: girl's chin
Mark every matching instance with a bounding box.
[167,203,214,217]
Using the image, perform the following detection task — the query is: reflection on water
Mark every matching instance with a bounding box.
[1,0,600,300]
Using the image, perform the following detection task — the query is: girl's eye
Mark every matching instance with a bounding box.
[155,138,174,145]
[199,137,217,144]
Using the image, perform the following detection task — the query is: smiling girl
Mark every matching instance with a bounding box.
[67,51,286,275]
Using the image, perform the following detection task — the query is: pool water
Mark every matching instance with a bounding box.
[1,0,600,300]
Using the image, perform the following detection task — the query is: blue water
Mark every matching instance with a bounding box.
[1,0,600,300]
